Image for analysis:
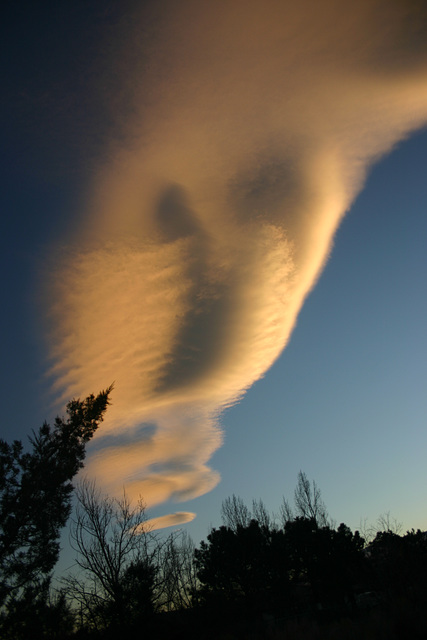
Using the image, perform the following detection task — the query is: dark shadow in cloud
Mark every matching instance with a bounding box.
[228,149,313,262]
[153,184,234,393]
[154,184,202,242]
[155,291,231,393]
[359,1,427,74]
[90,423,157,450]
[228,150,300,221]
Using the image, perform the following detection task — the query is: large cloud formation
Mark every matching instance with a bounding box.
[47,0,427,525]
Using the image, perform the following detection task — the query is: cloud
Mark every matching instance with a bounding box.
[145,512,196,532]
[45,0,427,525]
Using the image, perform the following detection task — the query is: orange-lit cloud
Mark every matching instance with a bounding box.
[46,0,427,525]
[146,512,196,532]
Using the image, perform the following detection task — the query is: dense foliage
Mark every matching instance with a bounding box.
[0,388,111,636]
[2,437,427,640]
[63,474,427,639]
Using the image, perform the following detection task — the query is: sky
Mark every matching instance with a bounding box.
[1,0,427,555]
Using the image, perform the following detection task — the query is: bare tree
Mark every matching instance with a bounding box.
[358,516,375,543]
[252,498,275,530]
[64,479,156,631]
[294,471,329,525]
[221,494,252,531]
[280,497,295,525]
[156,531,199,611]
[376,511,403,536]
[281,471,330,527]
[359,511,403,543]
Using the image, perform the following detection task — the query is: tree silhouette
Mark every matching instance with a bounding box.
[156,531,199,611]
[281,471,330,527]
[0,386,111,635]
[65,479,158,633]
[284,518,365,612]
[368,528,427,605]
[195,520,289,615]
[195,477,368,625]
[220,494,252,531]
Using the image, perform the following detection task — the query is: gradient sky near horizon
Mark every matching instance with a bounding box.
[1,0,427,550]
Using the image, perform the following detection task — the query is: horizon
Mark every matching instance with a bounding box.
[1,0,426,563]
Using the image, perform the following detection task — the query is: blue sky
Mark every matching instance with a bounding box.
[165,128,427,544]
[1,1,427,558]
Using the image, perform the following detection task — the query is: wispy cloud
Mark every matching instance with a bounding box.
[45,0,427,527]
[146,512,196,532]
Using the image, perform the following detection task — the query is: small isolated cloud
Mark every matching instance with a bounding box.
[44,0,427,525]
[146,512,196,532]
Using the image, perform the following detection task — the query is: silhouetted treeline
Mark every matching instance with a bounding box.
[191,519,427,639]
[2,459,427,639]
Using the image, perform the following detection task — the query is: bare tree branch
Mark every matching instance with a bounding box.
[221,495,251,531]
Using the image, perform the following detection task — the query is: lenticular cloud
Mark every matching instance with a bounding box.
[47,0,427,525]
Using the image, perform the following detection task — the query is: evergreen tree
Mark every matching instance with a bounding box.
[0,387,111,612]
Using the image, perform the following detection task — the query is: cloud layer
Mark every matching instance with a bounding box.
[46,0,427,526]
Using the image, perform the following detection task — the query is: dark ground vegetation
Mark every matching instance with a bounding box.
[1,403,426,640]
